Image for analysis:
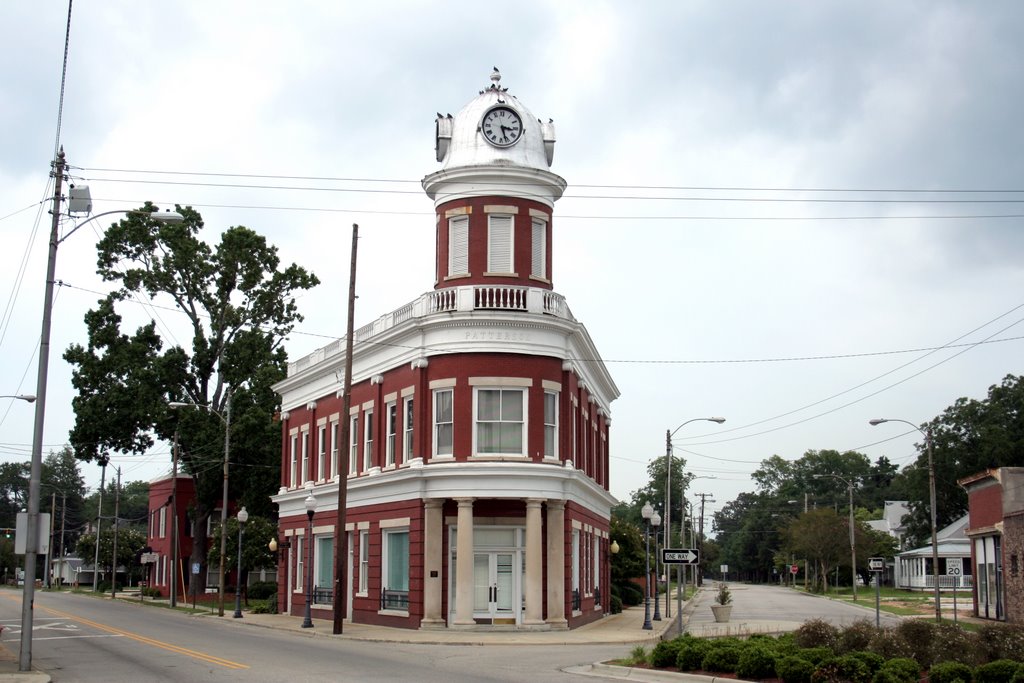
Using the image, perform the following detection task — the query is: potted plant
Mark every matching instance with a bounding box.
[710,582,732,623]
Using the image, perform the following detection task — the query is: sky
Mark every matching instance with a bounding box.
[1,1,1023,532]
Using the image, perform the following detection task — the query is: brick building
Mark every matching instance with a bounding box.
[959,467,1024,622]
[270,70,619,631]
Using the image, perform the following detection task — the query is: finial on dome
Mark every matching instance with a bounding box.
[491,67,501,84]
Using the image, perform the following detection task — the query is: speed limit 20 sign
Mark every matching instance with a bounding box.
[946,558,963,576]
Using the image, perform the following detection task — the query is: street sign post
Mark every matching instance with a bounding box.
[868,557,885,626]
[662,548,699,565]
[789,564,799,575]
[868,557,885,571]
[947,557,962,623]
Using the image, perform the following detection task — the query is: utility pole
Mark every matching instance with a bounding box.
[58,491,66,588]
[333,224,358,635]
[92,455,109,592]
[111,468,121,599]
[46,493,56,589]
[695,493,715,586]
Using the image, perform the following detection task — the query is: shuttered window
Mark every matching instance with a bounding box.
[531,218,546,279]
[487,215,513,273]
[448,216,468,276]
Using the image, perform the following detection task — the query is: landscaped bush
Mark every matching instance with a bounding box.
[676,638,711,671]
[867,627,915,662]
[834,654,873,683]
[776,655,816,683]
[895,619,937,668]
[617,582,643,606]
[840,620,881,654]
[650,638,685,668]
[1009,664,1024,683]
[799,647,837,666]
[736,645,778,680]
[610,594,622,614]
[976,659,1022,683]
[874,657,921,683]
[701,644,741,673]
[810,659,842,683]
[932,622,984,667]
[978,624,1024,663]
[247,581,277,600]
[249,595,278,614]
[847,651,885,676]
[795,619,840,650]
[928,660,973,683]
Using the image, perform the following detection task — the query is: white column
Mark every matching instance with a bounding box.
[422,499,445,627]
[524,499,545,625]
[545,500,567,628]
[453,498,475,626]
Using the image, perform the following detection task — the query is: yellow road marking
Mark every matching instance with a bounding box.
[3,596,248,670]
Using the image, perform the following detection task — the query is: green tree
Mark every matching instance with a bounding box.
[41,447,89,560]
[0,462,28,528]
[783,508,849,593]
[206,514,277,593]
[75,527,147,584]
[64,204,319,595]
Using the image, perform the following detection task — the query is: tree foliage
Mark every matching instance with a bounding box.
[64,204,319,593]
[75,527,147,577]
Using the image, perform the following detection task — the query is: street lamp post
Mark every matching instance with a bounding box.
[814,473,858,600]
[170,386,233,616]
[91,454,109,592]
[302,495,317,628]
[19,161,183,671]
[0,395,35,403]
[652,513,662,622]
[665,418,725,628]
[233,507,248,618]
[870,417,941,622]
[641,502,654,630]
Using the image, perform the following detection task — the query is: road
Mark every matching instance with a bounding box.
[0,589,631,682]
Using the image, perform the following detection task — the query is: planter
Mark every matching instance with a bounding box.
[710,604,732,623]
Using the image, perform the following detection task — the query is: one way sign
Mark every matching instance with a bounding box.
[662,548,700,565]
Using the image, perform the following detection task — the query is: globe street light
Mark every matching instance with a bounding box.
[640,502,654,630]
[170,386,233,616]
[651,510,662,622]
[870,417,941,622]
[301,495,317,628]
[813,473,858,600]
[19,176,182,672]
[233,507,249,618]
[665,417,725,624]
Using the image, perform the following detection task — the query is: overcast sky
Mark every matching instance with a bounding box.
[2,1,1022,531]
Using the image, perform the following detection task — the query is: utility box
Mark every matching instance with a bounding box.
[68,185,92,215]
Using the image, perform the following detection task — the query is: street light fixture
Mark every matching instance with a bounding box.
[302,495,317,628]
[870,417,941,622]
[665,417,725,627]
[19,168,183,671]
[651,510,662,622]
[170,387,233,616]
[0,395,36,403]
[813,473,858,600]
[640,502,656,630]
[233,507,248,618]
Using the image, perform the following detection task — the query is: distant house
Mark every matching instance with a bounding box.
[893,514,972,592]
[866,501,910,550]
[51,556,85,586]
[959,467,1024,623]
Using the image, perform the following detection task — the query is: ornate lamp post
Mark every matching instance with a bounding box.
[651,510,662,622]
[233,507,248,618]
[870,417,941,622]
[641,502,653,630]
[301,495,317,628]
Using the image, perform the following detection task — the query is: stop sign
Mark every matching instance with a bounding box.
[790,564,799,575]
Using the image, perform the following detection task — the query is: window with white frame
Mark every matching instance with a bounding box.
[571,529,580,610]
[290,434,299,486]
[448,216,469,276]
[315,536,333,603]
[487,214,513,273]
[159,507,166,538]
[403,396,414,463]
[433,389,453,456]
[385,402,397,467]
[363,408,374,470]
[349,415,359,474]
[544,391,558,458]
[358,530,369,595]
[318,425,327,481]
[296,536,304,592]
[330,420,339,478]
[531,217,546,279]
[584,532,592,594]
[381,528,410,610]
[476,388,525,455]
[301,430,310,483]
[593,534,601,599]
[571,405,578,464]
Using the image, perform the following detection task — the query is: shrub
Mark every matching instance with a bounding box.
[932,623,984,667]
[774,633,799,656]
[776,655,816,683]
[715,582,732,605]
[618,582,644,606]
[800,647,837,665]
[1009,665,1024,683]
[625,645,648,666]
[977,624,1024,663]
[895,620,937,668]
[840,620,881,654]
[247,581,277,600]
[737,645,778,680]
[650,638,685,668]
[701,645,741,673]
[610,594,622,614]
[848,651,886,676]
[976,660,1021,683]
[795,619,840,650]
[248,597,278,614]
[835,654,873,683]
[676,639,711,671]
[811,659,842,683]
[876,657,921,683]
[928,661,973,683]
[868,627,915,662]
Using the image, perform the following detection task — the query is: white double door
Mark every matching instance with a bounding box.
[474,551,517,620]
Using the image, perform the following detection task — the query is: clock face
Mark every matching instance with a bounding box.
[481,106,523,147]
